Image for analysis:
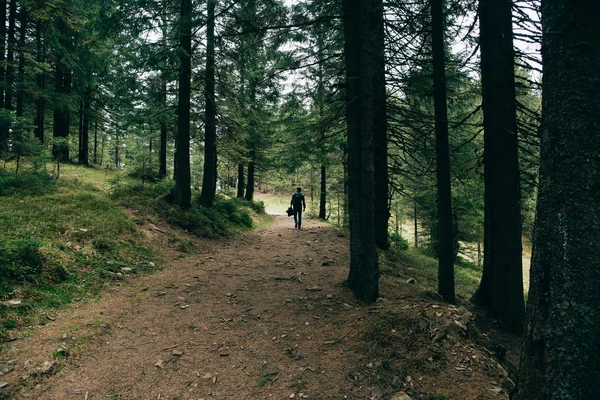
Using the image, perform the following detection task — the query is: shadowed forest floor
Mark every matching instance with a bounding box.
[0,201,519,400]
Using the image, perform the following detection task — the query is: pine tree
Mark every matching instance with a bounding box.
[431,0,455,303]
[172,0,192,209]
[517,0,600,397]
[472,0,524,334]
[343,0,379,302]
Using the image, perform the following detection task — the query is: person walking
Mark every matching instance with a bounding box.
[290,187,306,229]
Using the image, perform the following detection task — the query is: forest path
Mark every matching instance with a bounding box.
[3,213,364,399]
[2,210,510,400]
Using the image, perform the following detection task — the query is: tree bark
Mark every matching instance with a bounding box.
[245,161,255,201]
[199,0,217,208]
[244,82,258,202]
[236,163,245,198]
[372,0,389,250]
[517,1,600,397]
[317,30,327,220]
[343,0,379,302]
[79,91,90,165]
[15,6,25,117]
[319,165,326,219]
[472,0,524,333]
[158,74,168,178]
[3,0,15,110]
[0,0,7,105]
[414,202,418,248]
[34,20,45,143]
[93,115,98,164]
[172,0,192,209]
[431,0,455,303]
[53,65,70,161]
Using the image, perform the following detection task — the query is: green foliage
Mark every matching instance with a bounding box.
[0,165,155,339]
[0,170,57,196]
[0,237,45,284]
[390,232,409,251]
[111,182,257,238]
[382,248,482,299]
[257,372,280,387]
[51,137,70,164]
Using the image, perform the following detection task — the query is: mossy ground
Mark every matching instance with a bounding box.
[0,164,269,342]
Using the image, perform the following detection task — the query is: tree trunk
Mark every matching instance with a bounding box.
[15,6,25,117]
[517,1,600,397]
[472,0,524,333]
[172,0,192,209]
[93,115,98,164]
[79,92,90,166]
[319,165,326,219]
[53,64,70,161]
[414,202,418,248]
[199,0,217,208]
[4,0,15,110]
[245,161,255,201]
[0,0,7,105]
[244,82,258,202]
[316,31,327,220]
[236,163,245,198]
[431,0,455,303]
[159,74,168,178]
[372,0,389,250]
[34,20,45,143]
[343,0,379,302]
[115,133,120,167]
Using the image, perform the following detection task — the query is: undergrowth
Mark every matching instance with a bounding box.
[110,180,267,237]
[0,165,154,341]
[381,247,482,299]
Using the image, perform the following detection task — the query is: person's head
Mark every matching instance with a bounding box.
[296,187,302,193]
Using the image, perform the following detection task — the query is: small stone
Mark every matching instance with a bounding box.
[172,349,184,356]
[7,300,21,306]
[41,361,55,374]
[326,294,333,299]
[390,391,411,400]
[306,287,322,292]
[406,278,416,285]
[203,373,213,379]
[148,261,156,267]
[61,334,68,340]
[121,267,132,273]
[155,359,165,369]
[289,393,295,399]
[0,382,7,389]
[21,374,30,381]
[180,305,190,309]
[23,360,32,370]
[376,297,386,303]
[490,387,503,395]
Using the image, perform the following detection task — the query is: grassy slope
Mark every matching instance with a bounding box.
[0,166,155,340]
[0,165,272,341]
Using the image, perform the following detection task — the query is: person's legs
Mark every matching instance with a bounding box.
[293,209,298,228]
[297,209,302,229]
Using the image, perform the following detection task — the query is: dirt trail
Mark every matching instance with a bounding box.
[1,212,512,400]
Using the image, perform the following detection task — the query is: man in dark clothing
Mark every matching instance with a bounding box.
[290,187,306,229]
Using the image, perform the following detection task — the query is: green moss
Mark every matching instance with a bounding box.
[0,165,155,340]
